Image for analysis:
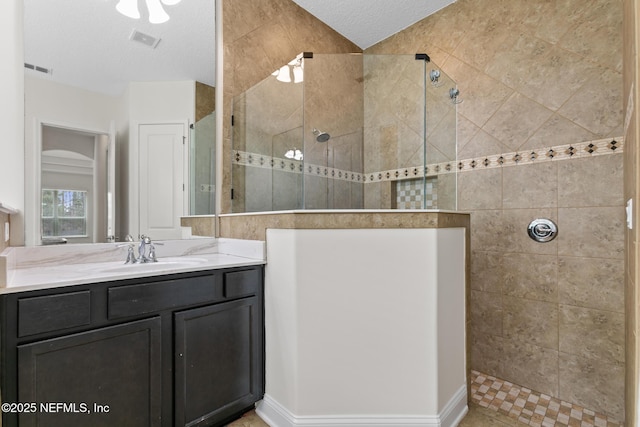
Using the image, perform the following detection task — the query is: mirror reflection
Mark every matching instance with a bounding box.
[40,125,111,245]
[23,0,216,246]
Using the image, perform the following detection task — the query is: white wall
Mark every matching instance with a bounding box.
[129,81,195,122]
[25,76,121,133]
[0,0,24,245]
[259,228,467,427]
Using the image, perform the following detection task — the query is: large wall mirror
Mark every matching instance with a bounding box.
[23,0,216,246]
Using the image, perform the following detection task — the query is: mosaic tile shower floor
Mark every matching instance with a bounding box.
[470,370,622,427]
[226,371,623,427]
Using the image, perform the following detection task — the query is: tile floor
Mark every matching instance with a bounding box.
[225,371,624,427]
[468,370,621,427]
[226,410,268,427]
[226,404,620,427]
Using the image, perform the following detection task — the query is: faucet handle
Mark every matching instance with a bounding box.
[148,244,158,263]
[116,243,137,264]
[124,245,137,264]
[147,241,164,263]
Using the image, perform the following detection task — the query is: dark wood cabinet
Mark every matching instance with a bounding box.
[0,265,264,427]
[18,317,162,427]
[174,297,263,427]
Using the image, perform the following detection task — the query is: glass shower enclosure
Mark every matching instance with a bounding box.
[231,53,457,212]
[189,112,216,215]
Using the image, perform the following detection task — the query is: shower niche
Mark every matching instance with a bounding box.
[231,52,458,213]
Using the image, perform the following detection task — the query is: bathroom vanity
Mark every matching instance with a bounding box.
[0,240,265,427]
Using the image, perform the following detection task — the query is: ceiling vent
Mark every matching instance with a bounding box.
[24,63,52,75]
[129,29,161,49]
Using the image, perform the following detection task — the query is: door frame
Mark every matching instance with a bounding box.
[26,118,113,246]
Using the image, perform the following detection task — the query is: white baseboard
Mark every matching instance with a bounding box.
[438,386,469,427]
[255,385,468,427]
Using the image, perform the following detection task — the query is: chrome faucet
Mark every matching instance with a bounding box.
[135,235,162,263]
[119,235,161,264]
[136,235,152,263]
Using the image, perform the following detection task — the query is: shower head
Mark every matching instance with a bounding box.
[312,128,331,143]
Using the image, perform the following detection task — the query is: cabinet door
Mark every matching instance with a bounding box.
[174,297,264,427]
[18,317,162,427]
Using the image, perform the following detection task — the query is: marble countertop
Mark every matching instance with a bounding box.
[0,238,265,294]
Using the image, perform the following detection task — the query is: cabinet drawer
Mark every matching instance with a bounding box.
[18,291,91,337]
[224,268,261,299]
[108,274,222,319]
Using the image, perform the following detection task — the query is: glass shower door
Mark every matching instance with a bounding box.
[425,65,457,210]
[231,56,305,213]
[230,52,458,212]
[302,53,364,209]
[189,112,216,216]
[362,54,427,209]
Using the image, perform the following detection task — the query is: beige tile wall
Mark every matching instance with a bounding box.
[195,81,215,122]
[368,0,625,421]
[221,0,360,214]
[461,154,625,421]
[623,0,639,424]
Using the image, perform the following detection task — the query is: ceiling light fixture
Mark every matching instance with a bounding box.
[284,148,303,161]
[272,55,304,84]
[292,63,303,84]
[276,65,291,83]
[116,0,181,24]
[116,0,140,19]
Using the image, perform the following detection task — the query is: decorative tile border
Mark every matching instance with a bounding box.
[470,370,622,427]
[456,137,624,174]
[233,150,364,183]
[233,137,624,185]
[374,137,624,181]
[233,150,303,173]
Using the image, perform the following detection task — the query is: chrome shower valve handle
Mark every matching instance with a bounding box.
[527,218,557,242]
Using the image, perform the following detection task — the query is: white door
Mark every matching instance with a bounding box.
[139,123,185,240]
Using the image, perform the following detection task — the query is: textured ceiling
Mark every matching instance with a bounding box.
[24,0,216,96]
[24,0,454,96]
[291,0,456,49]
